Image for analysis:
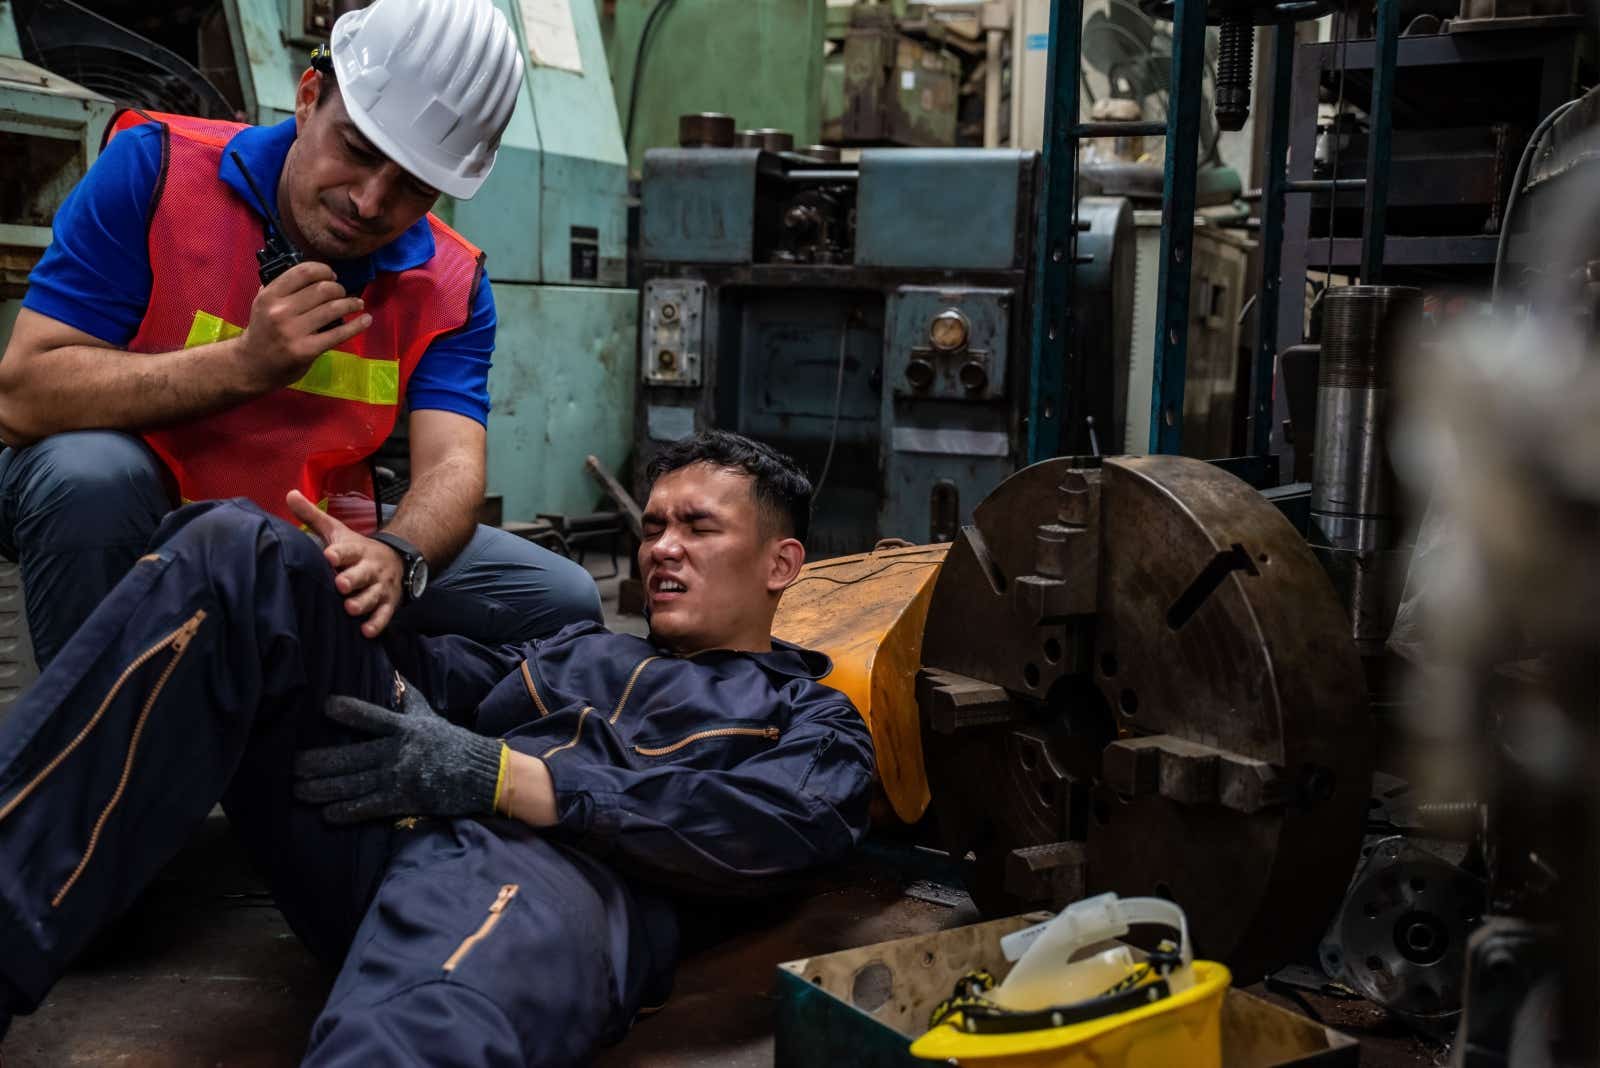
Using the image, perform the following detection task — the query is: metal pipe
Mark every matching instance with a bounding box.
[1308,285,1420,655]
[1147,0,1209,455]
[1252,25,1295,459]
[1073,121,1168,138]
[984,26,1004,148]
[1286,178,1367,193]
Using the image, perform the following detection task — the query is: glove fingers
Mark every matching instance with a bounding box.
[325,694,403,736]
[323,794,402,825]
[293,736,396,779]
[293,768,387,805]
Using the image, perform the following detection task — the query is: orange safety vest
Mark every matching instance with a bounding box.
[105,110,483,533]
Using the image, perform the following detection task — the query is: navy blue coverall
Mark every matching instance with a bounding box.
[0,500,876,1065]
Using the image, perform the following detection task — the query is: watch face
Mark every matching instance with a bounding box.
[408,559,429,601]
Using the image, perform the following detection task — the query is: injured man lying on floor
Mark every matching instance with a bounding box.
[0,429,876,1066]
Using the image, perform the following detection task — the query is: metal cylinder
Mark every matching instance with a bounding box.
[1214,19,1253,133]
[1309,285,1422,655]
[802,144,842,162]
[734,128,795,152]
[678,112,736,148]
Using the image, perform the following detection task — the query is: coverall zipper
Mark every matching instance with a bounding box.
[635,725,781,757]
[609,656,660,723]
[519,660,551,717]
[28,609,207,906]
[443,884,520,972]
[0,609,207,836]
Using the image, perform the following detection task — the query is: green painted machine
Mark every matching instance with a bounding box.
[219,0,636,520]
[601,0,827,175]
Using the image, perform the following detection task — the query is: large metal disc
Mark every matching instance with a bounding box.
[920,455,1372,978]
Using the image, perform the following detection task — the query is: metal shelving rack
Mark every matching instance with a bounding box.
[1025,0,1409,462]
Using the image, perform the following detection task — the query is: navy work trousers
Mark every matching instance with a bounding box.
[0,431,603,668]
[0,501,676,1066]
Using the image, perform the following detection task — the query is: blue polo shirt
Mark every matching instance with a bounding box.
[22,117,494,425]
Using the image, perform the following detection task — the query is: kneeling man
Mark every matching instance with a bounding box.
[0,430,875,1066]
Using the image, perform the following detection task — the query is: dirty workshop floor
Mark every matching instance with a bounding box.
[4,572,1444,1067]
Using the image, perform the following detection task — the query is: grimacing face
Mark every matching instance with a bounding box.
[639,464,803,653]
[283,70,440,262]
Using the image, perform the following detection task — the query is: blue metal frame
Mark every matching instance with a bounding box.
[1252,26,1295,458]
[1026,0,1082,463]
[1146,0,1209,455]
[1361,0,1399,281]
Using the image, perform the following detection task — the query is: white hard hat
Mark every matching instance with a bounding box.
[328,0,524,200]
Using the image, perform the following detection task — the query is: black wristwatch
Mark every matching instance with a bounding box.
[371,531,429,604]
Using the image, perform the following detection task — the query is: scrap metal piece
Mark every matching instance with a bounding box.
[920,454,1373,979]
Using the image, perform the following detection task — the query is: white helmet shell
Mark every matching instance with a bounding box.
[329,0,524,200]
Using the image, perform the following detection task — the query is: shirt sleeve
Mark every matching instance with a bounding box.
[21,123,163,346]
[527,688,878,897]
[404,268,494,425]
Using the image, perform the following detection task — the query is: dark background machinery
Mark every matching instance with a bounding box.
[633,119,1134,556]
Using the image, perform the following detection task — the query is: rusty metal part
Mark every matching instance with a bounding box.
[919,455,1373,979]
[771,543,949,823]
[733,128,795,152]
[678,112,736,148]
[584,454,643,540]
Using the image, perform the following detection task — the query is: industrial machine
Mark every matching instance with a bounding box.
[775,453,1374,978]
[634,124,1135,554]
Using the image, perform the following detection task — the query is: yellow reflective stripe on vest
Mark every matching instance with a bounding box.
[183,311,398,406]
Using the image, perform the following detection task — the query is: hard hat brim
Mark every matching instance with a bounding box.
[335,87,491,201]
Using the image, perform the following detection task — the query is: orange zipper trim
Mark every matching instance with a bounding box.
[0,610,205,831]
[635,725,780,758]
[443,884,519,972]
[541,706,595,759]
[609,656,660,724]
[52,610,207,907]
[520,660,551,717]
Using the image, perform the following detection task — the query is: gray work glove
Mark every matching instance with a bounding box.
[293,677,503,824]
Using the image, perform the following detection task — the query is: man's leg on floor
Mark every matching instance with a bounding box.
[390,515,603,646]
[0,499,399,1017]
[303,819,678,1068]
[0,431,173,668]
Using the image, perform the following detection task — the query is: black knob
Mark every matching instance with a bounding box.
[905,358,935,390]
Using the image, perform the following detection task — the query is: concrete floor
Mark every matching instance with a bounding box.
[2,559,1443,1066]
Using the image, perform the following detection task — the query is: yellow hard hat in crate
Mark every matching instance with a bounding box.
[909,894,1231,1068]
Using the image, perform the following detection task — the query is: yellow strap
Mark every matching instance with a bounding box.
[492,742,511,816]
[184,311,398,405]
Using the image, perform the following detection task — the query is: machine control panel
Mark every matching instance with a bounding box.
[887,286,1012,402]
[642,279,708,387]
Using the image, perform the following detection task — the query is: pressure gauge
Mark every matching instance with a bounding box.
[929,309,970,352]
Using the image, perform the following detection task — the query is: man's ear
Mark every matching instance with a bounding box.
[292,68,321,127]
[767,538,806,593]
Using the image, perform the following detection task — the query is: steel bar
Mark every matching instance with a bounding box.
[1073,121,1168,138]
[1147,0,1209,454]
[1286,178,1367,192]
[1360,0,1399,280]
[1252,26,1296,458]
[1026,0,1084,462]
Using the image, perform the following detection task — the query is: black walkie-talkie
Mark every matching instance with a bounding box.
[230,150,303,285]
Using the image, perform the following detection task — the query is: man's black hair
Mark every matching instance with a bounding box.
[310,48,339,108]
[644,431,813,544]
